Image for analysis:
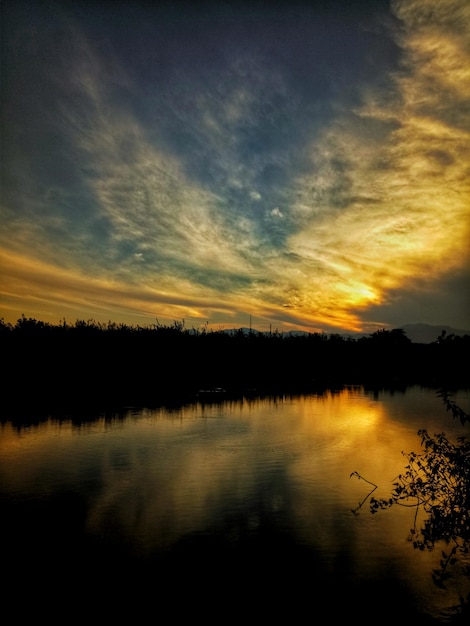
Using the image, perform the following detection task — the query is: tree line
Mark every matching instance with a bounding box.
[1,316,468,413]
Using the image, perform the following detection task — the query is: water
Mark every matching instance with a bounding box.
[1,385,469,623]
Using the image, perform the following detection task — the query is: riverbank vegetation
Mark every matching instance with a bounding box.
[1,316,468,414]
[352,390,470,623]
[2,315,468,620]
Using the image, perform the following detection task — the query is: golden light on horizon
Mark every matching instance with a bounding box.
[1,0,469,333]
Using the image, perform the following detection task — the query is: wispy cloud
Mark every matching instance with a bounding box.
[1,0,469,332]
[285,0,470,329]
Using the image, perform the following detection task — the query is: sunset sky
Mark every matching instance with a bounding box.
[1,0,469,334]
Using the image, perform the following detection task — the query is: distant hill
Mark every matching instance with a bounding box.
[223,328,314,337]
[222,323,469,344]
[399,323,470,344]
[222,327,262,335]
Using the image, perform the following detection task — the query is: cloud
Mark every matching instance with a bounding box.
[1,0,469,333]
[0,248,257,325]
[284,0,470,330]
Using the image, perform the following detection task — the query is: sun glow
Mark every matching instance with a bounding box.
[1,0,469,333]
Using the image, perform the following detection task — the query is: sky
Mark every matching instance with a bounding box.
[1,0,469,334]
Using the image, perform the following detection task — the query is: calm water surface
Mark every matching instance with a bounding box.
[1,385,469,622]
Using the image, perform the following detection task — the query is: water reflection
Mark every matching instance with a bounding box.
[1,386,468,622]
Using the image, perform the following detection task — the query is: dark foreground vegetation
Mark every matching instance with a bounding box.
[1,316,468,415]
[2,316,468,622]
[352,392,470,623]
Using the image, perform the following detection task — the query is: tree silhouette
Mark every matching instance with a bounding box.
[351,390,470,622]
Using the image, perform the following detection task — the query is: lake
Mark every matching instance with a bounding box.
[1,385,469,623]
